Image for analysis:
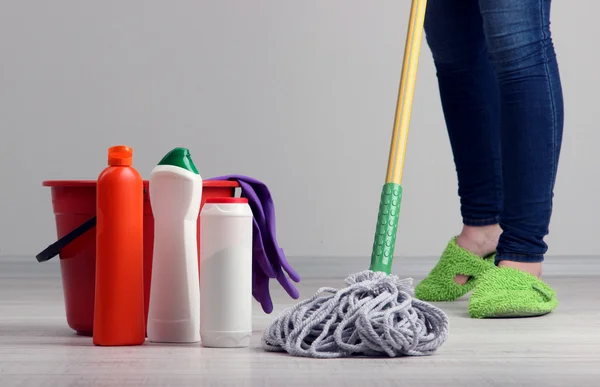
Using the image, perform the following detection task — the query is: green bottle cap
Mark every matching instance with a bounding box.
[157,147,199,174]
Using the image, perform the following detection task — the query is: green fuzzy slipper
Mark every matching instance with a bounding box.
[415,237,496,302]
[468,267,558,318]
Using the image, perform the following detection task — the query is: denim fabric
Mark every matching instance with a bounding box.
[424,0,564,263]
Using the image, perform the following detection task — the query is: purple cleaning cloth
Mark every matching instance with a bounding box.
[207,175,300,313]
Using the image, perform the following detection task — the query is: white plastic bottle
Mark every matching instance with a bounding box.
[147,147,202,343]
[200,197,253,348]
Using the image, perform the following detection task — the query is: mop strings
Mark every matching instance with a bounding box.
[262,270,449,358]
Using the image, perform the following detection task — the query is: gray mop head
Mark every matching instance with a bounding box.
[262,270,449,358]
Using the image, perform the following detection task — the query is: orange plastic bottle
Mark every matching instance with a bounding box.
[93,145,145,346]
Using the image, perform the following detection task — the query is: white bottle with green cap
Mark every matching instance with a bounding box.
[147,147,202,343]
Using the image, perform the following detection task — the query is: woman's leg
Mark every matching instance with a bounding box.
[424,0,503,280]
[478,0,564,276]
[414,0,505,304]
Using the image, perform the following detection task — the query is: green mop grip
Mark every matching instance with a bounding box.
[369,182,402,274]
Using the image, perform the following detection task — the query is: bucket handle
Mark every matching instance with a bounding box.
[36,186,149,262]
[36,216,97,263]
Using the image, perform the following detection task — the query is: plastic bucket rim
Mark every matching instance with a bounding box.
[42,180,240,188]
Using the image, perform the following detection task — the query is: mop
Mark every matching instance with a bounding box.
[262,0,449,358]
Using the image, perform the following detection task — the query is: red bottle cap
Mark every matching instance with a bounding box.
[108,145,133,166]
[205,197,248,204]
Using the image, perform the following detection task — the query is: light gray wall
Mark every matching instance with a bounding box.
[0,1,596,259]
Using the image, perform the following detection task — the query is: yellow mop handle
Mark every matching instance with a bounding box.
[386,0,427,185]
[370,0,427,273]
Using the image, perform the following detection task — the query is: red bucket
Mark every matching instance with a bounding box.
[41,179,238,336]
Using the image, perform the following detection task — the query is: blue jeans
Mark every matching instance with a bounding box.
[424,0,564,263]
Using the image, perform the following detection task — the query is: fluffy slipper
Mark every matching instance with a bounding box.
[468,267,558,318]
[415,237,496,302]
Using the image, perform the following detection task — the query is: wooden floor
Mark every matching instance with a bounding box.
[1,256,599,387]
